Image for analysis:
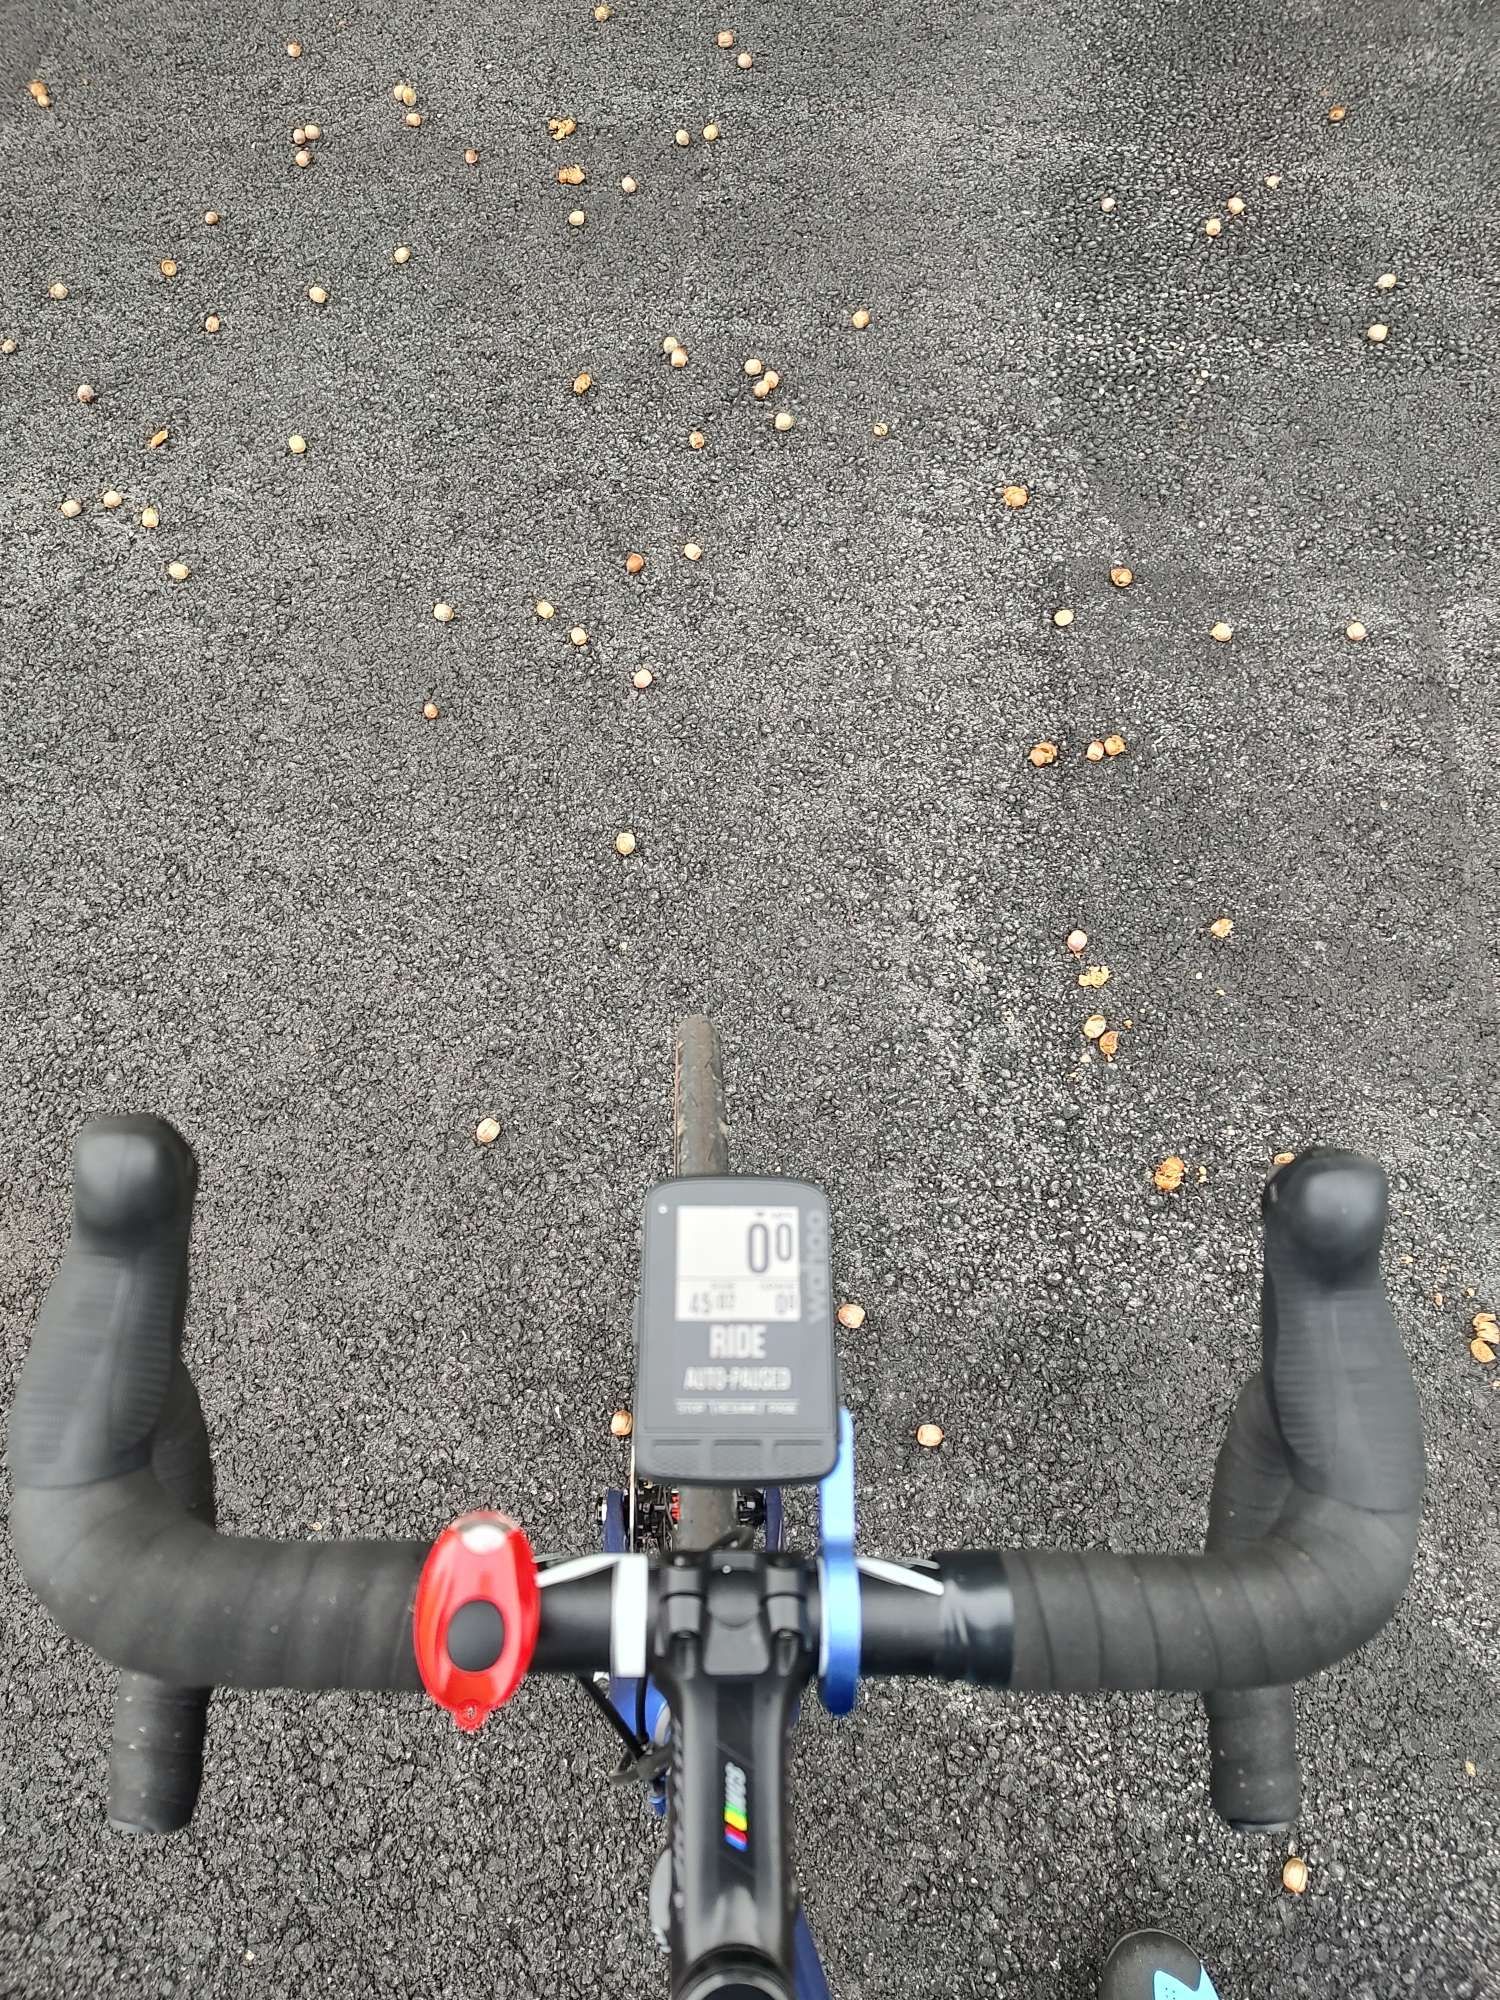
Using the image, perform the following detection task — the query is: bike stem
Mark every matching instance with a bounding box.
[650,1553,817,2000]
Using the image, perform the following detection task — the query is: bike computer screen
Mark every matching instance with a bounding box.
[635,1177,839,1487]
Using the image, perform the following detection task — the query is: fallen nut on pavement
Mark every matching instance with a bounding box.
[615,830,637,855]
[474,1118,501,1146]
[1154,1156,1187,1193]
[1209,916,1234,939]
[1282,1858,1309,1895]
[1028,741,1058,767]
[1066,929,1088,954]
[837,1301,866,1330]
[915,1423,944,1450]
[610,1409,633,1438]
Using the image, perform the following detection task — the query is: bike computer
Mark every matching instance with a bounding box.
[635,1177,839,1486]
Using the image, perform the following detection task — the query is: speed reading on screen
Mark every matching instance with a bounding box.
[675,1204,801,1322]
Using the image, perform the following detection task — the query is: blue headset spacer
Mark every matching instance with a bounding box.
[817,1408,860,1715]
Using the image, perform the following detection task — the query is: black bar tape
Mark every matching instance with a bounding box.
[13,1473,428,1689]
[1260,1150,1423,1512]
[857,1558,1013,1681]
[1003,1150,1423,1697]
[10,1117,620,1696]
[1204,1686,1297,1834]
[9,1117,423,1692]
[1199,1150,1425,1832]
[1003,1494,1417,1691]
[108,1358,217,1832]
[108,1680,211,1834]
[1202,1377,1299,1832]
[9,1117,197,1490]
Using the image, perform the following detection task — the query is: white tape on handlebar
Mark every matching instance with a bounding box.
[857,1557,944,1596]
[609,1554,649,1680]
[537,1553,618,1588]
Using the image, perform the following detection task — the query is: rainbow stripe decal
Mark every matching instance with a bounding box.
[723,1759,749,1851]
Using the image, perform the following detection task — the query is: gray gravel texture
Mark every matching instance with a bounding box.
[2,0,1498,1996]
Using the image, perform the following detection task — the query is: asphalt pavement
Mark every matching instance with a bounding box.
[1,1,1497,1996]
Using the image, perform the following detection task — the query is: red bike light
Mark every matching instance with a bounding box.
[413,1512,540,1730]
